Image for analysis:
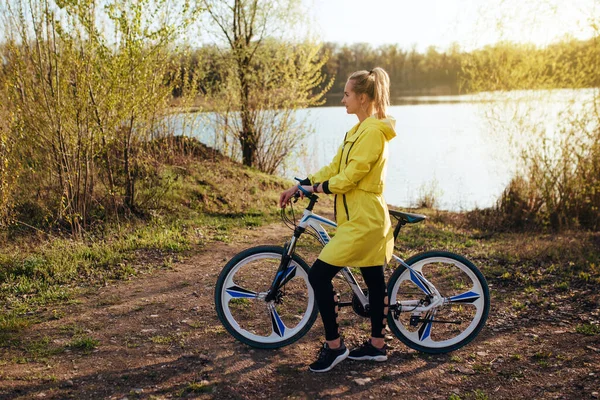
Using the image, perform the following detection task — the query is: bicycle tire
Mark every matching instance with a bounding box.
[387,250,490,354]
[215,245,318,349]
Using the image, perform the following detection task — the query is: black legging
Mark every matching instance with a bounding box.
[308,259,388,341]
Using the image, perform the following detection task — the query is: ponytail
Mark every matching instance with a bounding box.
[348,67,390,119]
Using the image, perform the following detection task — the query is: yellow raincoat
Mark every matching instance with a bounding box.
[309,116,397,267]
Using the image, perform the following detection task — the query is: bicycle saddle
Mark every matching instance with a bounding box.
[389,209,426,224]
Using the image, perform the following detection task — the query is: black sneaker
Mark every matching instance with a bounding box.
[348,340,388,361]
[309,342,349,373]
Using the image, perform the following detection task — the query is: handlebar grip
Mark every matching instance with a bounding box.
[297,185,311,196]
[294,177,312,196]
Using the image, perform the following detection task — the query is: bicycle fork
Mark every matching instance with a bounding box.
[264,227,305,303]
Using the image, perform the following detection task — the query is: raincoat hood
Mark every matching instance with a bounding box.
[362,115,397,142]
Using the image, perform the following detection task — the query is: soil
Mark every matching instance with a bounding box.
[1,222,599,400]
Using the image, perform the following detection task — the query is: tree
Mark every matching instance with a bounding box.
[201,0,332,172]
[0,53,18,226]
[1,0,201,234]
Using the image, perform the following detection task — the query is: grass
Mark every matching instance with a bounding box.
[447,390,490,400]
[450,355,463,363]
[1,335,66,362]
[187,320,203,329]
[97,295,122,306]
[229,298,251,308]
[472,390,489,400]
[511,299,527,311]
[531,350,555,368]
[59,323,86,336]
[124,336,141,349]
[0,159,287,339]
[150,335,175,345]
[0,312,33,332]
[68,335,99,352]
[179,381,213,396]
[575,323,600,336]
[472,363,491,374]
[533,350,552,359]
[396,222,471,252]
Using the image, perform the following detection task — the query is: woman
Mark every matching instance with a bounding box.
[279,67,397,373]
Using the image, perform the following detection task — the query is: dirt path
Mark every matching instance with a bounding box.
[1,222,599,400]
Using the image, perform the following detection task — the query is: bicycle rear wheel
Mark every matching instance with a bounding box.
[215,245,318,349]
[387,251,490,354]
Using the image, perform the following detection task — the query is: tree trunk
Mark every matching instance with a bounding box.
[238,57,256,167]
[124,115,135,211]
[239,109,256,167]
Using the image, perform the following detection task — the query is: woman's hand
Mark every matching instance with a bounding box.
[279,185,299,208]
[279,185,317,208]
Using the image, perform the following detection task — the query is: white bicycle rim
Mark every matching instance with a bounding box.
[219,252,316,345]
[389,256,487,349]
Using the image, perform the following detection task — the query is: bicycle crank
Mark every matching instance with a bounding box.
[351,289,371,318]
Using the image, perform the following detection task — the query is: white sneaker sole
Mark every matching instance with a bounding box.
[309,348,350,373]
[347,355,387,362]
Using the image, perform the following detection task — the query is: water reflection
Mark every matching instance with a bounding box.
[179,89,597,211]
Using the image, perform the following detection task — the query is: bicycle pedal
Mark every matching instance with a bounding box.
[409,314,421,327]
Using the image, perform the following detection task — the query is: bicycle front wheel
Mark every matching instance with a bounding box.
[387,251,490,354]
[215,245,318,349]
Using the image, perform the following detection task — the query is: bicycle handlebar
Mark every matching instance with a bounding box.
[294,177,312,197]
[293,177,319,211]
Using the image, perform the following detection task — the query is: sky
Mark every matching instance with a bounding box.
[1,0,596,52]
[305,0,598,51]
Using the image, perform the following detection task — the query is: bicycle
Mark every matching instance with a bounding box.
[215,183,490,354]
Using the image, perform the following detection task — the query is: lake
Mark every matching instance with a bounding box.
[183,89,596,211]
[293,102,511,211]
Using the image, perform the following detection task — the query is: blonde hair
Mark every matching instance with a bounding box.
[348,67,390,119]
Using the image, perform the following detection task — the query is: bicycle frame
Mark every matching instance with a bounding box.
[298,208,371,309]
[266,195,444,315]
